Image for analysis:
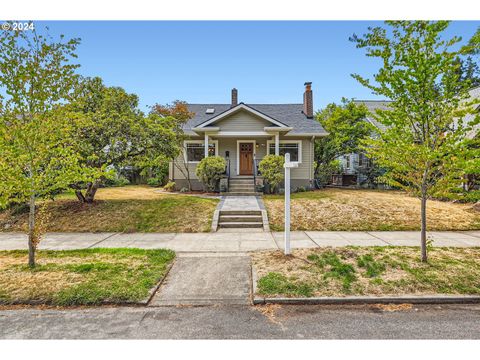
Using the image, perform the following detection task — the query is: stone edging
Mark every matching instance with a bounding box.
[253,295,480,305]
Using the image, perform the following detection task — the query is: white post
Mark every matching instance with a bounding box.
[284,153,291,255]
[204,133,209,157]
[283,153,298,256]
[275,133,280,156]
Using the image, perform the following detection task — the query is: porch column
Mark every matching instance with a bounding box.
[204,133,209,157]
[275,133,280,155]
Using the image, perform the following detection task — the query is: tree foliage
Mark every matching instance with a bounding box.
[0,26,89,266]
[68,77,185,202]
[314,98,373,181]
[351,21,480,262]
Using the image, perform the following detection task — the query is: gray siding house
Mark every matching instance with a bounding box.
[169,82,328,192]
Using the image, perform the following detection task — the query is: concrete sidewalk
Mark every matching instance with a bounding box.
[0,230,479,252]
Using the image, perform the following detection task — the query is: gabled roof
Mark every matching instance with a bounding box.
[184,103,327,136]
[195,103,289,128]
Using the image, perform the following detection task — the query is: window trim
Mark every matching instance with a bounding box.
[266,139,302,164]
[183,140,218,163]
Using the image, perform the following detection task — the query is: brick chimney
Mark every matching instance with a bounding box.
[303,82,313,118]
[231,88,238,107]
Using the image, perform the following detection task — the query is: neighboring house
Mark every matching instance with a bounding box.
[169,82,328,192]
[336,86,480,187]
[334,100,391,187]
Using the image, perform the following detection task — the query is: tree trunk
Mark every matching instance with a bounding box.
[84,182,99,203]
[75,189,86,203]
[420,192,428,263]
[28,193,36,268]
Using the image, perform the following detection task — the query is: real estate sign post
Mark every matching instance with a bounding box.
[284,153,298,255]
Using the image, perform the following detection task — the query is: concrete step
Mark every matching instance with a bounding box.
[219,210,262,216]
[228,185,255,192]
[218,222,263,228]
[229,180,255,185]
[221,192,261,196]
[219,215,263,222]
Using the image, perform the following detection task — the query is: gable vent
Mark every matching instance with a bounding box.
[206,108,215,114]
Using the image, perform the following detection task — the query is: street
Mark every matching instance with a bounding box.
[1,304,480,339]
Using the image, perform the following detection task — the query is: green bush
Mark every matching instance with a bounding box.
[147,177,163,187]
[105,176,130,187]
[195,156,226,192]
[258,155,284,193]
[163,181,176,192]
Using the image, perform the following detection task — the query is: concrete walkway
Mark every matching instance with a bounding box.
[1,230,479,252]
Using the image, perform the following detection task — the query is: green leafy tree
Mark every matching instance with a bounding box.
[0,26,90,267]
[69,77,183,202]
[258,155,284,193]
[351,21,480,262]
[314,99,373,181]
[195,156,226,192]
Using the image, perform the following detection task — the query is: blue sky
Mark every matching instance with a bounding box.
[36,21,480,111]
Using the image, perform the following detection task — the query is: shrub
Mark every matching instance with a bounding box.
[258,155,284,193]
[296,186,307,192]
[146,177,163,187]
[163,181,176,192]
[195,156,226,192]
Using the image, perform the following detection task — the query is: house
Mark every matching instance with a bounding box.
[168,82,328,193]
[335,86,480,188]
[334,100,391,187]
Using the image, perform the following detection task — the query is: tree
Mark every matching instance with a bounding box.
[314,98,373,179]
[351,21,480,262]
[0,25,89,267]
[68,77,183,202]
[150,101,194,190]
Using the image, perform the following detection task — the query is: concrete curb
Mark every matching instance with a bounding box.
[253,295,480,305]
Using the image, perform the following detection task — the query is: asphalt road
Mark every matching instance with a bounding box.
[1,304,480,339]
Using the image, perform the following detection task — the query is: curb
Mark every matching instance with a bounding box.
[143,261,175,306]
[253,295,480,305]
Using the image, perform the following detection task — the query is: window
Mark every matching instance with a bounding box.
[359,153,370,167]
[267,140,301,163]
[346,155,351,169]
[184,141,217,162]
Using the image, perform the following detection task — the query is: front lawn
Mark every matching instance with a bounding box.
[0,186,219,233]
[252,247,480,298]
[0,248,175,305]
[263,188,480,231]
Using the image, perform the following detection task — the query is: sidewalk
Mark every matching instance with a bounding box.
[1,230,479,252]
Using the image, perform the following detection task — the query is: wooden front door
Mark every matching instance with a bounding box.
[239,142,254,175]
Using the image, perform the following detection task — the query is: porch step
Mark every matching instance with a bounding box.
[221,192,261,196]
[229,179,255,185]
[218,222,263,228]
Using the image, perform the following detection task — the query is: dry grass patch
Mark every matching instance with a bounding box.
[252,247,480,297]
[0,186,219,233]
[264,188,480,231]
[0,248,175,305]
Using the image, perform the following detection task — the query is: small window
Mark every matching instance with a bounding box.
[206,108,215,114]
[346,155,351,169]
[185,142,216,162]
[268,142,300,162]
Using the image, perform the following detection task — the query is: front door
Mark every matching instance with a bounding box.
[239,142,253,175]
